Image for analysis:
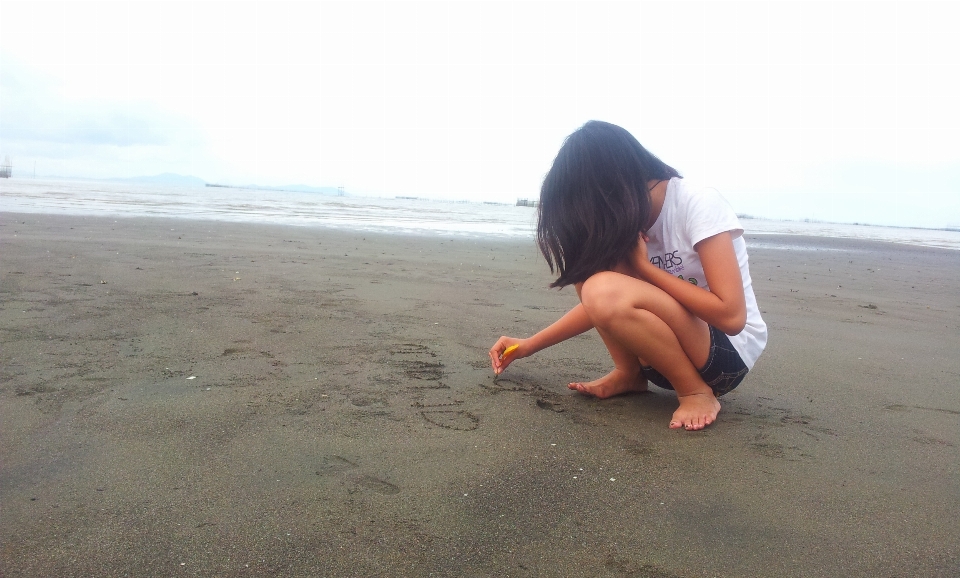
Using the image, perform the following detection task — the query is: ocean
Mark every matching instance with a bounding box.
[3,177,959,250]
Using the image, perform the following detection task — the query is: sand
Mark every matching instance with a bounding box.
[1,212,958,577]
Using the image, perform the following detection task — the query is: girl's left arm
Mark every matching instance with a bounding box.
[633,231,747,335]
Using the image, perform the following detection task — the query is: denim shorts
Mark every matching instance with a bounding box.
[642,325,748,397]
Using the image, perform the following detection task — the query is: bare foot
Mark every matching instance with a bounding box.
[669,392,721,431]
[568,368,648,399]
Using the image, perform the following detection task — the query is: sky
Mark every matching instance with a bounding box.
[1,0,959,228]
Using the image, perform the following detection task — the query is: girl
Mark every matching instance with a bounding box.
[488,121,767,431]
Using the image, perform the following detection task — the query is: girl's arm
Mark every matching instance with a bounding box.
[489,303,593,374]
[633,231,747,335]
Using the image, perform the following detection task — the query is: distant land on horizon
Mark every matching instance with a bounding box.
[110,173,343,196]
[109,173,207,187]
[206,182,344,196]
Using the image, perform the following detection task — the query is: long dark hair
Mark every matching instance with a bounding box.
[536,121,681,288]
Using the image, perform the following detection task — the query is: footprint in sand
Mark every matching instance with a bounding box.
[884,404,960,416]
[536,398,564,412]
[355,475,400,495]
[315,455,359,475]
[420,410,479,431]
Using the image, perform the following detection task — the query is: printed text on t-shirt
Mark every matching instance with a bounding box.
[650,251,683,272]
[650,251,701,285]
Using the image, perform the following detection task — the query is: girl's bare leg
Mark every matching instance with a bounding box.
[578,271,719,431]
[568,324,648,398]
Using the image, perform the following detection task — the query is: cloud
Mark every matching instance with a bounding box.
[0,55,210,178]
[1,57,199,148]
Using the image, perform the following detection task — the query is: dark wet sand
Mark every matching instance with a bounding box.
[2,212,958,577]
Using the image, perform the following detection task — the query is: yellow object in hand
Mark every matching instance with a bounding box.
[500,344,519,360]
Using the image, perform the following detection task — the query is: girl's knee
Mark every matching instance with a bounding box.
[580,272,632,327]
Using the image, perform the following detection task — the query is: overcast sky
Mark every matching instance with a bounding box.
[1,1,959,227]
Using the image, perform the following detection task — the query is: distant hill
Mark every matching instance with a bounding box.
[115,173,207,187]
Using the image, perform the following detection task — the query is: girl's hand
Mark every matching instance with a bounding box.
[630,233,652,279]
[489,336,526,375]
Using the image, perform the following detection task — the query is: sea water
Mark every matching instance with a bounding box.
[3,177,959,250]
[0,178,536,237]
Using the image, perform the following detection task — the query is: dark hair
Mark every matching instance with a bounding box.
[536,121,681,288]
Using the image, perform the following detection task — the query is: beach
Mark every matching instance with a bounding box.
[2,212,958,577]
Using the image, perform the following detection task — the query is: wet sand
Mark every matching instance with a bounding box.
[2,212,958,577]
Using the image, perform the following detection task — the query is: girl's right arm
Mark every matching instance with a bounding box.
[489,303,594,374]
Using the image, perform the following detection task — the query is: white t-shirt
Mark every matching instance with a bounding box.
[644,178,767,369]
